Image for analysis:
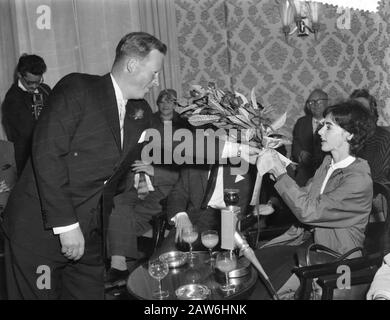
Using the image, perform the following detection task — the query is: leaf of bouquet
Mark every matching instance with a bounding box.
[270,112,287,131]
[188,114,220,127]
[190,84,206,97]
[234,91,249,105]
[268,134,292,145]
[244,128,256,142]
[215,89,225,101]
[208,97,227,114]
[227,115,252,129]
[192,108,202,115]
[237,107,251,122]
[251,88,258,109]
[175,104,198,114]
[262,136,291,149]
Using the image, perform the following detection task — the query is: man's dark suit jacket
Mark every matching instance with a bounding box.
[291,115,325,187]
[2,73,152,263]
[2,82,51,175]
[167,164,254,231]
[0,140,17,216]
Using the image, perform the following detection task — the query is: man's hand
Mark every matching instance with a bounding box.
[174,214,193,243]
[131,160,154,176]
[59,226,85,261]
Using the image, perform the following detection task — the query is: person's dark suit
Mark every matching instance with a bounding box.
[108,165,179,259]
[108,110,188,260]
[1,82,51,176]
[291,115,325,187]
[1,73,152,299]
[160,163,254,252]
[0,140,17,218]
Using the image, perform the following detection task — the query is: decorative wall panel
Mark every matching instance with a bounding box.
[175,0,390,138]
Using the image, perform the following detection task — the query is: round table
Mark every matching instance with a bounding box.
[127,251,257,300]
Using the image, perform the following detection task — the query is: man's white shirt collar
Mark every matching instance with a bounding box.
[110,74,127,106]
[18,79,38,93]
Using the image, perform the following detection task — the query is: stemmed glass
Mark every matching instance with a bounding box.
[148,258,169,299]
[201,230,219,264]
[223,188,239,207]
[215,251,237,292]
[182,226,199,262]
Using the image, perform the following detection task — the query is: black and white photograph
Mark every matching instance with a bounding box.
[0,0,389,304]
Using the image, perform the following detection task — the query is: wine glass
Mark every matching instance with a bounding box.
[215,251,237,292]
[223,188,239,207]
[182,226,199,262]
[201,230,219,263]
[148,258,169,299]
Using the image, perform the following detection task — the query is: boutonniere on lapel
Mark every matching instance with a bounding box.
[130,108,144,120]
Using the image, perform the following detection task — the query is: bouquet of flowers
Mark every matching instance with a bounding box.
[176,82,291,149]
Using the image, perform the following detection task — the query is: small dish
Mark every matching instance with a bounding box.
[175,284,210,300]
[159,251,187,268]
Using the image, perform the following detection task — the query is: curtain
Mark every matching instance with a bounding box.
[0,0,181,135]
[138,0,182,110]
[0,0,17,140]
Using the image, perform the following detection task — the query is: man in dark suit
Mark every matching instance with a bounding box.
[291,89,328,186]
[1,32,167,299]
[105,161,179,288]
[0,140,16,219]
[160,163,254,251]
[2,54,51,176]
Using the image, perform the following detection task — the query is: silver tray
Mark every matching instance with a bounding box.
[175,284,210,300]
[159,251,188,268]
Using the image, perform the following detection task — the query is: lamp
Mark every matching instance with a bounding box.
[277,0,321,42]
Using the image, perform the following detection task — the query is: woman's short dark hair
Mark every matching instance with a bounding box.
[323,100,376,155]
[350,88,378,122]
[114,32,167,63]
[17,54,47,76]
[157,89,177,106]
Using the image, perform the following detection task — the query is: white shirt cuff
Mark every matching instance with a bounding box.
[138,130,147,143]
[53,222,79,235]
[170,212,188,225]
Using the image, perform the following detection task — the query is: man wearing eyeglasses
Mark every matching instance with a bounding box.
[291,89,328,186]
[1,54,51,176]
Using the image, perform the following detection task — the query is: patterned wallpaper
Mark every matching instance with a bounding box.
[175,0,390,138]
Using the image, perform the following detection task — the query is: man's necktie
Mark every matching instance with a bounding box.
[137,172,149,200]
[201,164,219,209]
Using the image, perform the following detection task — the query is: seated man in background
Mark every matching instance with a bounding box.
[350,88,390,184]
[162,161,255,251]
[106,91,190,288]
[291,89,328,187]
[1,54,51,176]
[106,161,179,288]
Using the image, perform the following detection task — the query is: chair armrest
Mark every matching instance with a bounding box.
[293,252,383,279]
[318,267,378,287]
[293,252,383,299]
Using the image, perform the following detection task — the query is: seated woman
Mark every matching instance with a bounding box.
[252,100,376,299]
[151,88,191,131]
